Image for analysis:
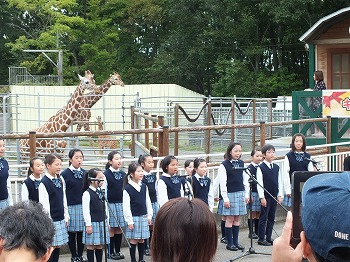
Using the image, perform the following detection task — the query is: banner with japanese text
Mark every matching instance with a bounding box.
[323,90,350,118]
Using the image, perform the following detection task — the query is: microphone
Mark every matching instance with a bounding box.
[232,166,250,170]
[304,157,319,164]
[88,177,104,182]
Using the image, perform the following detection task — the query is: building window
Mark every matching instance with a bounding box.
[332,53,349,89]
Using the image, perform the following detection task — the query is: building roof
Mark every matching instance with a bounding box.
[299,7,350,42]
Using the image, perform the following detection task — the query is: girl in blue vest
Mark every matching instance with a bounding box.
[156,155,184,207]
[123,163,152,262]
[104,150,126,260]
[192,158,214,211]
[38,153,69,262]
[0,139,12,210]
[218,142,249,251]
[184,159,194,177]
[139,154,158,256]
[283,133,313,207]
[61,149,87,262]
[21,157,44,202]
[244,148,263,239]
[82,168,109,262]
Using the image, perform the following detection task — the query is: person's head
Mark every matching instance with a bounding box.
[184,160,194,176]
[226,142,242,160]
[151,198,217,262]
[127,163,143,183]
[301,172,350,261]
[68,149,84,168]
[27,157,45,178]
[251,148,262,165]
[314,70,324,82]
[0,138,5,158]
[193,158,207,177]
[138,154,154,173]
[261,144,275,163]
[82,168,104,192]
[160,155,178,176]
[44,153,62,176]
[291,133,306,152]
[0,201,54,261]
[105,150,122,170]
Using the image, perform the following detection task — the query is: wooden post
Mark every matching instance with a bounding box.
[260,122,266,148]
[144,113,149,149]
[206,100,212,162]
[130,106,135,157]
[29,131,36,159]
[174,104,179,156]
[252,99,256,148]
[158,116,164,156]
[162,126,170,156]
[231,100,235,141]
[152,115,158,148]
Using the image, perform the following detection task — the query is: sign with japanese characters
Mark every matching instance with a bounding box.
[323,90,350,118]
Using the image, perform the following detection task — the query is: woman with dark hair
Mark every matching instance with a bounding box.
[151,198,217,262]
[312,70,327,136]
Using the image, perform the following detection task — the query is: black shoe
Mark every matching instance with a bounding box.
[80,256,88,262]
[235,244,245,250]
[220,237,227,244]
[266,239,274,245]
[139,260,146,262]
[257,240,272,246]
[226,245,238,251]
[108,253,118,260]
[114,252,125,260]
[144,248,151,256]
[248,233,259,239]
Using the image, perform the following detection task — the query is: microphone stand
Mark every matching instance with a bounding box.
[229,168,272,261]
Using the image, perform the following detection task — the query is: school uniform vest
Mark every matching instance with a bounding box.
[142,173,157,203]
[0,159,9,201]
[192,176,211,205]
[247,164,258,192]
[61,168,85,205]
[286,152,311,182]
[105,169,125,203]
[159,176,181,199]
[41,176,64,221]
[87,188,105,222]
[222,159,245,193]
[259,163,279,198]
[124,183,147,216]
[23,178,39,202]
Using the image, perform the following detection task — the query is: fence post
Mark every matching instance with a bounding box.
[206,100,212,162]
[231,100,235,141]
[144,113,149,149]
[152,115,158,148]
[130,106,135,157]
[260,122,266,148]
[252,99,256,148]
[29,131,36,159]
[162,126,170,156]
[174,104,179,156]
[158,116,164,156]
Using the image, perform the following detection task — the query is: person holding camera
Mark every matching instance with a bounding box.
[272,172,350,261]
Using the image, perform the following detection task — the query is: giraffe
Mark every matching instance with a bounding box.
[95,116,118,155]
[19,70,97,156]
[74,72,124,132]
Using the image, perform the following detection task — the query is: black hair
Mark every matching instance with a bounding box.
[105,150,121,169]
[68,148,84,166]
[160,155,178,173]
[184,159,193,169]
[291,133,306,152]
[261,144,275,155]
[193,158,206,169]
[251,148,261,157]
[27,157,41,177]
[0,201,55,259]
[123,162,142,186]
[225,142,242,160]
[138,154,152,165]
[82,168,102,192]
[44,153,62,166]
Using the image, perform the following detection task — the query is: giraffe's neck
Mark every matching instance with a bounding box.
[83,80,113,109]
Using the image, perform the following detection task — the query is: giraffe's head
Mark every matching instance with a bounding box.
[109,72,125,86]
[78,70,97,92]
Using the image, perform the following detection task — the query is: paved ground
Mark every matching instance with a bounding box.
[59,220,284,262]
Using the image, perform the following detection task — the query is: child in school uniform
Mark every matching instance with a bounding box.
[104,150,126,260]
[245,148,263,239]
[139,154,158,256]
[256,144,283,246]
[82,168,109,262]
[0,139,12,210]
[184,159,194,178]
[38,153,69,262]
[61,149,87,262]
[123,163,152,262]
[213,174,227,244]
[283,133,313,207]
[191,158,214,211]
[156,155,184,207]
[218,142,249,251]
[21,157,44,202]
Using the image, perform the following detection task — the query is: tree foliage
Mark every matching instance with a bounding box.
[1,0,350,96]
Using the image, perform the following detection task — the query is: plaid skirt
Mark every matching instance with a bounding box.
[68,204,85,232]
[108,202,126,228]
[126,216,150,240]
[151,202,159,224]
[0,198,9,211]
[283,195,292,207]
[246,192,261,212]
[83,221,110,245]
[52,219,68,246]
[221,191,247,216]
[217,199,224,215]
